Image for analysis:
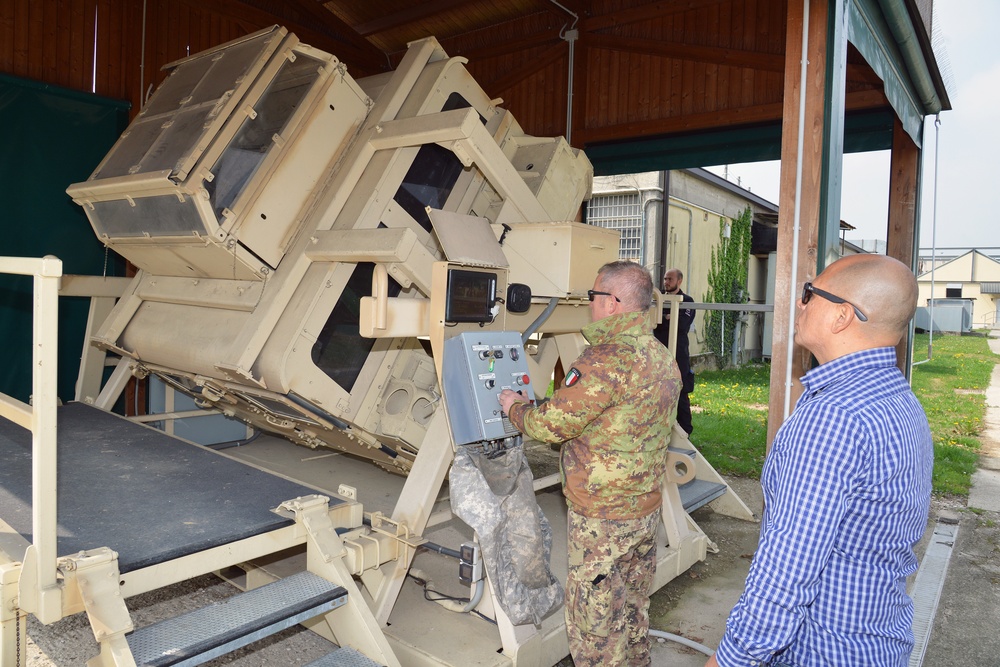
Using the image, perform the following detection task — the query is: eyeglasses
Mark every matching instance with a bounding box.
[801,282,868,322]
[587,290,621,303]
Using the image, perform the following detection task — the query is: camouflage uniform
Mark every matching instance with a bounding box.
[508,310,681,666]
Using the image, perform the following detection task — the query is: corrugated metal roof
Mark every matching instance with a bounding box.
[980,282,1000,294]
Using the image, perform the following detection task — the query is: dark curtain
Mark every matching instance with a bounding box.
[0,73,128,403]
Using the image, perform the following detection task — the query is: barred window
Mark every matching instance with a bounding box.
[587,192,643,262]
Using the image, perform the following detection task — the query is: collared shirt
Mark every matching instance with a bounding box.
[507,310,680,519]
[716,347,933,667]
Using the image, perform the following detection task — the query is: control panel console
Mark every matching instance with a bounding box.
[441,331,533,446]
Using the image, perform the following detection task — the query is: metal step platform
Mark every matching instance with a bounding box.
[671,446,728,513]
[127,571,348,667]
[678,478,728,513]
[304,646,386,667]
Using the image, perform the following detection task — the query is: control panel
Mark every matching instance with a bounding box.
[441,331,533,446]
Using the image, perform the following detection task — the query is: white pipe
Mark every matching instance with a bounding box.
[462,578,485,612]
[91,6,98,93]
[914,115,941,366]
[565,30,577,145]
[648,629,714,657]
[140,0,147,110]
[549,0,580,145]
[783,0,811,419]
[668,202,695,284]
[644,195,663,271]
[928,115,941,353]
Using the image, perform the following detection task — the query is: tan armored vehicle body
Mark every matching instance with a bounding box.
[67,26,600,474]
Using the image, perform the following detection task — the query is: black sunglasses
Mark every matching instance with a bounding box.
[801,282,868,322]
[587,290,620,303]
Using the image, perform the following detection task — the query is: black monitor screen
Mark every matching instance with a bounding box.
[446,269,496,323]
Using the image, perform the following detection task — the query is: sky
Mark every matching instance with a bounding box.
[704,1,997,250]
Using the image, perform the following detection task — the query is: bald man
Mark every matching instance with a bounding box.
[707,254,933,667]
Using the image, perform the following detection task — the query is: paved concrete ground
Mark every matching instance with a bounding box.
[921,330,1000,667]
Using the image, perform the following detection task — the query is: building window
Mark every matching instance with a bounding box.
[587,192,643,262]
[946,283,963,298]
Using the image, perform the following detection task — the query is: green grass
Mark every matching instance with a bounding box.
[689,333,998,497]
[911,332,995,495]
[688,362,770,478]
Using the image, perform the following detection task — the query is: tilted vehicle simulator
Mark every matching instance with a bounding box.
[0,26,752,667]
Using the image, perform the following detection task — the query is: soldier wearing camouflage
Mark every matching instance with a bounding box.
[500,261,681,667]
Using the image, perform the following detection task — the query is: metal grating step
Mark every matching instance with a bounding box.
[678,478,727,513]
[304,646,385,667]
[668,446,696,460]
[908,519,959,666]
[128,571,348,667]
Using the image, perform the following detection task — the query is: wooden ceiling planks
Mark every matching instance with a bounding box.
[0,0,897,151]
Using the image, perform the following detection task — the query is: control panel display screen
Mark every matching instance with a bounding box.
[445,269,497,323]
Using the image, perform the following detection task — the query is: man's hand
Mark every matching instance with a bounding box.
[498,388,528,415]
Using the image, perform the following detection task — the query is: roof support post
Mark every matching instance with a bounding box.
[886,116,922,376]
[767,0,849,446]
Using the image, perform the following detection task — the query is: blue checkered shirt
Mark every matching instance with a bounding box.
[715,347,933,667]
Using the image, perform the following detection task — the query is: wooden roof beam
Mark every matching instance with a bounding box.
[541,0,592,22]
[588,33,785,71]
[578,102,784,146]
[483,42,566,94]
[452,28,562,62]
[576,89,887,145]
[214,0,385,71]
[589,33,884,84]
[583,0,728,31]
[353,0,472,37]
[259,0,387,65]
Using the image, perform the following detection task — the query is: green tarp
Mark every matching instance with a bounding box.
[0,74,129,403]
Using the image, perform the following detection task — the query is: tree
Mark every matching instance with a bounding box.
[703,206,752,368]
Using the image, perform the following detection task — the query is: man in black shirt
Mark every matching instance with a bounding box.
[653,268,695,435]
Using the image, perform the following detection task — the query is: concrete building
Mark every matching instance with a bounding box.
[916,250,1000,331]
[587,170,875,365]
[588,169,779,365]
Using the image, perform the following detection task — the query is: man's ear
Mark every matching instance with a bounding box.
[830,304,854,334]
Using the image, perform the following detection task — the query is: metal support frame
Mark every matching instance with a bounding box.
[66,549,136,667]
[0,256,63,628]
[0,562,25,667]
[94,358,134,411]
[280,495,402,667]
[61,275,132,405]
[367,412,453,624]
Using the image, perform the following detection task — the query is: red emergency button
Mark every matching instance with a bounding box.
[516,374,530,386]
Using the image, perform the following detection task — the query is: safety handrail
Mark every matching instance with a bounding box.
[980,310,997,329]
[0,255,63,621]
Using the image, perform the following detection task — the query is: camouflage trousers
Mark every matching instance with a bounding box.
[565,507,659,667]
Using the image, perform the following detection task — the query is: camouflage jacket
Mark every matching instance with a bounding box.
[508,310,681,519]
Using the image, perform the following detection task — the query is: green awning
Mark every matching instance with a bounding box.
[847,0,949,147]
[585,109,893,176]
